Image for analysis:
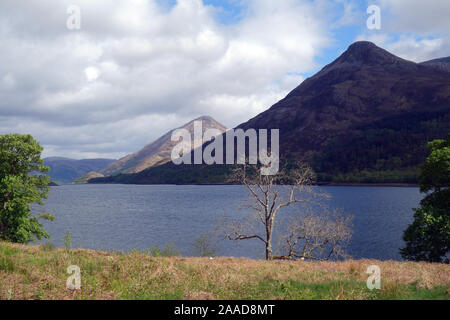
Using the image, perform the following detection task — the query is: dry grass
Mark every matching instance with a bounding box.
[0,241,449,300]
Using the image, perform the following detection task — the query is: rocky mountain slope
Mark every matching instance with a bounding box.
[420,57,450,73]
[100,116,227,176]
[72,171,105,184]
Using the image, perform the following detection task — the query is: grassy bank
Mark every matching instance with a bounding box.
[0,241,449,300]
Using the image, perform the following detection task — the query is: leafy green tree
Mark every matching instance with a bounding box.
[400,134,450,262]
[0,134,54,243]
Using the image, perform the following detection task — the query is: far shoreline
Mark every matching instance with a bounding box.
[315,182,419,188]
[63,182,420,188]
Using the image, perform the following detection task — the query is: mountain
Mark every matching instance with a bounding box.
[420,57,450,73]
[240,42,449,154]
[44,157,115,184]
[72,171,105,184]
[237,41,450,182]
[100,116,227,176]
[91,41,450,185]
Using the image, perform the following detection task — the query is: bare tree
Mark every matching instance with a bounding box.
[277,208,353,261]
[224,162,329,260]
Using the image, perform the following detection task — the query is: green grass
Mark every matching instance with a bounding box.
[249,280,449,300]
[0,255,15,272]
[0,241,449,300]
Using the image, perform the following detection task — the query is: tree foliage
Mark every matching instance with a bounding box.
[400,134,450,263]
[0,134,53,243]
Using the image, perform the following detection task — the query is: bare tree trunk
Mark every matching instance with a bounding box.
[265,224,273,260]
[265,241,273,260]
[225,162,329,261]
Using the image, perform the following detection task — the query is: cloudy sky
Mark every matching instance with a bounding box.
[1,0,449,159]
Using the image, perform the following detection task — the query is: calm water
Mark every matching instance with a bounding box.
[34,184,421,260]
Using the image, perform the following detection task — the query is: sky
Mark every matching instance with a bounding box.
[0,0,449,159]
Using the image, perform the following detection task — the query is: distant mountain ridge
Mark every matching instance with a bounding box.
[90,41,450,185]
[420,57,450,73]
[100,116,227,176]
[44,157,115,184]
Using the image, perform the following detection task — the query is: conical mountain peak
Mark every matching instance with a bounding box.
[323,41,417,71]
[179,115,227,132]
[100,116,227,176]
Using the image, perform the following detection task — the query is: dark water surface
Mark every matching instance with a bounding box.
[34,184,421,260]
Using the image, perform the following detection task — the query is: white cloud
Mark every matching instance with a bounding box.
[84,67,100,82]
[332,0,363,28]
[0,0,330,158]
[385,37,444,62]
[378,0,450,34]
[357,0,450,62]
[2,0,448,159]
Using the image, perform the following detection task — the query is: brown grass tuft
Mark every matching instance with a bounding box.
[185,291,215,300]
[1,242,449,300]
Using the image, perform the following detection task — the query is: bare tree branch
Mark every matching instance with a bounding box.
[224,161,337,260]
[277,208,353,261]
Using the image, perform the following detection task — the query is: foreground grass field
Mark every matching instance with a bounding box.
[0,241,449,300]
